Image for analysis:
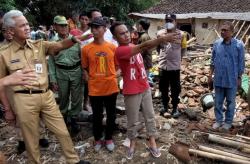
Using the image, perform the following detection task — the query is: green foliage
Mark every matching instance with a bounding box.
[0,0,16,12]
[10,0,159,27]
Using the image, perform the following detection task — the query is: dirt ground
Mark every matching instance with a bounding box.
[1,54,250,163]
[1,93,249,164]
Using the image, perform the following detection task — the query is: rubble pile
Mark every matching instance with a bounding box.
[0,46,250,163]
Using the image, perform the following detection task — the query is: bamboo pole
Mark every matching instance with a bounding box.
[213,28,220,38]
[234,20,240,30]
[208,134,250,149]
[244,35,250,47]
[187,37,196,45]
[221,136,250,145]
[236,134,250,141]
[232,20,236,25]
[198,145,250,161]
[189,149,250,164]
[183,54,211,59]
[236,21,246,38]
[240,148,250,154]
[241,24,250,41]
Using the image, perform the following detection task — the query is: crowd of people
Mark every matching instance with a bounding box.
[0,7,245,164]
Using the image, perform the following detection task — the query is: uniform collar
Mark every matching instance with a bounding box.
[12,39,33,52]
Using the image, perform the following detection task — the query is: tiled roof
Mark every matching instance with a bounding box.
[129,12,250,21]
[143,0,250,14]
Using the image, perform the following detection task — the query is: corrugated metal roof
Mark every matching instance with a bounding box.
[129,12,250,21]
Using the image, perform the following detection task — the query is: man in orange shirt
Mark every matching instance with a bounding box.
[81,17,119,152]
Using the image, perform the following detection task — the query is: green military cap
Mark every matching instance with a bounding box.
[53,15,68,25]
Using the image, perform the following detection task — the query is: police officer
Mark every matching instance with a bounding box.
[157,14,187,118]
[0,10,89,164]
[48,16,83,135]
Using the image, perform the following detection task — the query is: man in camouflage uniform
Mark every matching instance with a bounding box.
[48,16,83,135]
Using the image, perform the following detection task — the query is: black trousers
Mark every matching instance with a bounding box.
[159,69,181,109]
[90,92,118,141]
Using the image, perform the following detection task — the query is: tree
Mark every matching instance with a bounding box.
[0,0,16,12]
[12,0,159,27]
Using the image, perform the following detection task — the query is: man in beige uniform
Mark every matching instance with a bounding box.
[0,24,50,154]
[0,10,89,164]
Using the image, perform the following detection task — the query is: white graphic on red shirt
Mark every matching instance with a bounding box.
[129,54,147,80]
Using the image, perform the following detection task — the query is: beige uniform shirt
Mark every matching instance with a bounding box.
[0,39,56,91]
[0,40,10,49]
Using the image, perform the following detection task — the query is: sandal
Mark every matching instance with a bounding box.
[148,147,161,158]
[126,148,134,160]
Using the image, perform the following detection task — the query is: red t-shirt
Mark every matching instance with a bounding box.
[115,44,149,95]
[70,29,83,36]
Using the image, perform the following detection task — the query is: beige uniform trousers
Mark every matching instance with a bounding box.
[13,90,79,164]
[6,87,46,140]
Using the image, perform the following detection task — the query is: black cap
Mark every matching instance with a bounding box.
[165,14,176,21]
[88,17,106,27]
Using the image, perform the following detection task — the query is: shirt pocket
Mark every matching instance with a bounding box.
[8,63,25,74]
[69,48,80,61]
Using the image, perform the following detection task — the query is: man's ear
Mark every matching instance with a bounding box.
[8,27,15,35]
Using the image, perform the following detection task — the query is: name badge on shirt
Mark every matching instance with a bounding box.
[35,63,43,74]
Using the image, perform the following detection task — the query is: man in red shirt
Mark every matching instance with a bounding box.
[110,21,178,159]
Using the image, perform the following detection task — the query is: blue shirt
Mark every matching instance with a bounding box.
[211,38,245,88]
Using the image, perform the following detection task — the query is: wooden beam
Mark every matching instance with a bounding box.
[241,24,250,41]
[236,21,246,38]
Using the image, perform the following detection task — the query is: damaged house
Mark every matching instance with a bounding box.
[129,0,250,45]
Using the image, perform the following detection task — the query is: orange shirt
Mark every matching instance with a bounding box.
[82,41,119,96]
